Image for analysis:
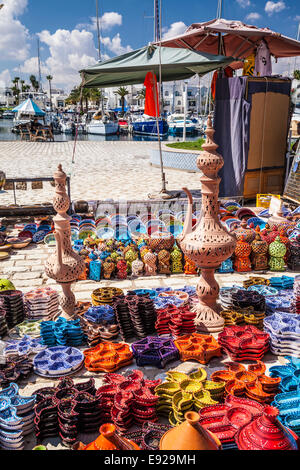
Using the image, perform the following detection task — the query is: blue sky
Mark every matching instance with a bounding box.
[0,0,299,91]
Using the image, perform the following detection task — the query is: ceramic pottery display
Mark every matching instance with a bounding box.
[0,357,33,388]
[184,257,197,275]
[155,368,225,426]
[74,303,119,346]
[268,236,287,272]
[174,333,222,364]
[33,346,84,377]
[219,288,266,312]
[264,313,300,357]
[4,335,45,357]
[199,395,264,445]
[211,361,281,403]
[83,342,133,372]
[0,290,25,329]
[91,287,124,306]
[131,336,179,368]
[16,320,41,338]
[232,221,255,243]
[131,258,144,277]
[155,305,196,337]
[40,317,86,347]
[170,245,183,273]
[126,422,171,450]
[292,275,300,314]
[45,165,85,316]
[75,423,140,450]
[112,293,156,341]
[0,307,8,339]
[234,236,252,272]
[24,287,60,321]
[0,383,36,450]
[144,250,157,276]
[218,257,234,273]
[220,306,265,330]
[96,370,160,432]
[251,234,269,271]
[157,249,171,274]
[33,378,98,445]
[269,275,294,290]
[218,326,270,361]
[160,411,221,450]
[177,116,236,334]
[287,237,300,271]
[236,405,298,450]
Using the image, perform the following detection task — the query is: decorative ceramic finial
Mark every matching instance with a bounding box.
[177,116,236,333]
[45,164,85,316]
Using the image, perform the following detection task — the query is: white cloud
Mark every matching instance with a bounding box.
[265,1,286,15]
[76,11,122,32]
[162,21,187,40]
[272,57,298,76]
[27,29,98,91]
[237,0,251,8]
[101,33,132,55]
[294,15,300,21]
[0,0,30,61]
[245,12,262,21]
[0,69,12,88]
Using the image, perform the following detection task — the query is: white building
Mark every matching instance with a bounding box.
[0,87,15,107]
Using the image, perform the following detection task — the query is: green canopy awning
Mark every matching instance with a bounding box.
[80,45,235,88]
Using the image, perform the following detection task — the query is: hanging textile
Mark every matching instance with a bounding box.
[213,77,251,197]
[144,72,160,117]
[243,53,255,76]
[254,40,272,77]
[211,67,233,100]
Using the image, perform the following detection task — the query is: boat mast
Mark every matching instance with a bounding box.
[96,0,101,61]
[37,38,42,92]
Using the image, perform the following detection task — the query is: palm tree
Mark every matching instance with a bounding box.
[114,86,129,114]
[12,77,20,104]
[29,75,39,92]
[293,70,300,81]
[136,88,146,104]
[46,75,53,111]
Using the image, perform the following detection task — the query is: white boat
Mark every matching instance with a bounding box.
[86,110,119,135]
[2,110,15,119]
[60,119,75,134]
[167,114,197,135]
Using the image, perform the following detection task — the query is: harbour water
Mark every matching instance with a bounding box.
[0,119,200,142]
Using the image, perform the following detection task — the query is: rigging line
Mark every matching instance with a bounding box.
[71,86,83,165]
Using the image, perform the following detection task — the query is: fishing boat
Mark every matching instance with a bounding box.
[132,115,168,137]
[118,117,129,133]
[86,110,119,135]
[167,114,197,135]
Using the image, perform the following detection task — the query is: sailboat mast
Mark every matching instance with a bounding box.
[37,38,42,92]
[96,0,101,61]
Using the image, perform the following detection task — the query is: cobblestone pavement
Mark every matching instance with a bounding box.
[0,242,293,449]
[0,141,201,205]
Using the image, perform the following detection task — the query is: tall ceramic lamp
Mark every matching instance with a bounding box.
[178,117,236,333]
[45,165,85,316]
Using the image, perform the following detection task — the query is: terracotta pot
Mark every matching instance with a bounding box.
[159,411,221,450]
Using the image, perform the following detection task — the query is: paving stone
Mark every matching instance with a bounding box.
[12,279,44,288]
[12,271,43,280]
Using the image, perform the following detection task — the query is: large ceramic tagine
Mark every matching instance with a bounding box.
[45,165,85,316]
[236,405,299,450]
[177,116,236,334]
[159,411,221,450]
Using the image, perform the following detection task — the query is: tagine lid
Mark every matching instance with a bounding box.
[160,411,221,450]
[236,405,299,450]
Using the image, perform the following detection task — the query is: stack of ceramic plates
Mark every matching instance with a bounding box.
[40,318,86,347]
[292,275,300,315]
[218,325,270,361]
[0,383,36,450]
[78,219,97,241]
[91,287,124,306]
[24,287,60,321]
[264,313,300,357]
[0,307,8,339]
[0,290,25,329]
